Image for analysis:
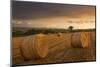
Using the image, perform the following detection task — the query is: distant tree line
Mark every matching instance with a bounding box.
[12,26,95,37]
[12,28,68,37]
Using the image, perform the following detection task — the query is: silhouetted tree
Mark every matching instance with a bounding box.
[68,26,73,32]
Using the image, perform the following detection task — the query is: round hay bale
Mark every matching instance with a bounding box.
[12,37,24,64]
[57,33,62,37]
[90,32,96,43]
[89,31,96,47]
[20,33,49,60]
[71,32,91,48]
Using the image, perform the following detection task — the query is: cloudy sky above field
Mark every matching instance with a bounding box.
[12,1,96,29]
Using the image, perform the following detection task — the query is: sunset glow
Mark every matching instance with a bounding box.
[12,1,95,29]
[12,16,95,29]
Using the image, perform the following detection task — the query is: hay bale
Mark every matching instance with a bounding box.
[71,32,91,48]
[57,33,62,36]
[89,31,96,47]
[90,32,95,43]
[20,33,49,60]
[12,37,24,64]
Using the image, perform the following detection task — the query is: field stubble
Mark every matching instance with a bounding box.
[12,31,96,65]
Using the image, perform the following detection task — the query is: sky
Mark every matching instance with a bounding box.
[12,1,96,29]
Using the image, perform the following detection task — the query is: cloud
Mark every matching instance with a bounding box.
[12,1,95,29]
[12,1,95,20]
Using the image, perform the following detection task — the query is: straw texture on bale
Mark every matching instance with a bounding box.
[12,37,24,64]
[12,37,24,49]
[89,32,96,47]
[71,32,91,48]
[20,33,48,60]
[12,50,24,64]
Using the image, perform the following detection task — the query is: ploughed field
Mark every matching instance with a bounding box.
[12,31,96,65]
